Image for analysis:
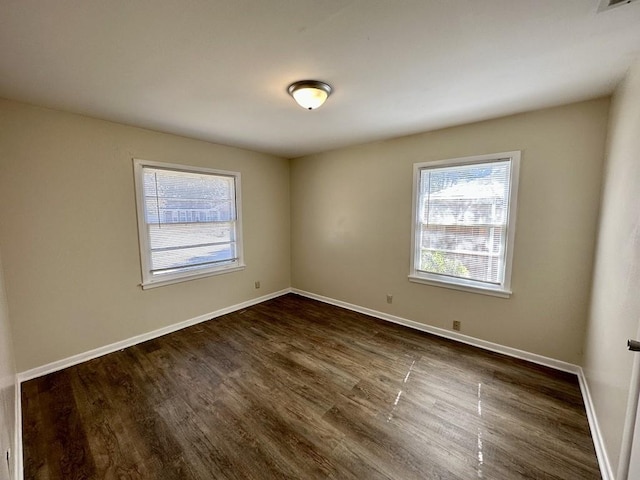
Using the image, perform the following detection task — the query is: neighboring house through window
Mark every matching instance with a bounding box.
[409,151,520,297]
[133,159,244,289]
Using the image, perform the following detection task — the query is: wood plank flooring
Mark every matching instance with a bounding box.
[22,293,601,479]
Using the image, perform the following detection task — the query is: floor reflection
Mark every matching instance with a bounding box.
[387,360,416,422]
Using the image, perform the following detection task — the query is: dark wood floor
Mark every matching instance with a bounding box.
[22,293,601,479]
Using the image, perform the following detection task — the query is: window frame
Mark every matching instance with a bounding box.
[408,151,520,298]
[133,158,245,290]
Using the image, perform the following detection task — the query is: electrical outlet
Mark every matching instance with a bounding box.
[453,320,461,331]
[254,281,261,289]
[386,294,393,304]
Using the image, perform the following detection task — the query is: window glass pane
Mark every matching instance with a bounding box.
[418,160,511,285]
[142,166,238,276]
[148,222,235,272]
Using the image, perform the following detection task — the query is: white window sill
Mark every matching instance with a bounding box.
[408,274,512,298]
[141,264,246,290]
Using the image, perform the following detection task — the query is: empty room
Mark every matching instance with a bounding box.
[1,1,640,479]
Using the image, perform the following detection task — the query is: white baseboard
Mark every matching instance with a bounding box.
[291,289,579,373]
[577,367,614,480]
[17,289,291,382]
[291,289,612,478]
[14,373,22,480]
[14,287,612,480]
[13,288,288,480]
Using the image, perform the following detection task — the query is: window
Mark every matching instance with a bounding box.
[409,151,520,297]
[133,159,244,289]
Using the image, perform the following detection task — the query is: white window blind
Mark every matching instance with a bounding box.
[410,152,520,297]
[134,160,244,288]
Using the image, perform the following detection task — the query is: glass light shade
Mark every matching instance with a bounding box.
[292,87,328,110]
[287,80,332,110]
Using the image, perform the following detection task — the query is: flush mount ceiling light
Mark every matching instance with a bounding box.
[287,80,332,110]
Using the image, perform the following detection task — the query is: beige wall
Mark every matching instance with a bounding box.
[0,250,16,480]
[0,99,291,372]
[291,99,609,364]
[583,60,640,474]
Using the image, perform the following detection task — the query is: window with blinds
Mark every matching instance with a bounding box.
[133,159,244,289]
[409,152,520,297]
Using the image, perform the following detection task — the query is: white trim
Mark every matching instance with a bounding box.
[291,288,618,477]
[17,289,291,382]
[132,158,245,289]
[14,286,611,480]
[408,275,512,298]
[409,151,520,298]
[616,352,640,479]
[576,367,614,480]
[292,289,576,369]
[291,289,576,372]
[140,264,246,290]
[14,373,22,480]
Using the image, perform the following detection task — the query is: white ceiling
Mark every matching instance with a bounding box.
[1,1,639,158]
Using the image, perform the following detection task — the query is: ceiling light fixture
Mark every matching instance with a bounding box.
[287,80,332,110]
